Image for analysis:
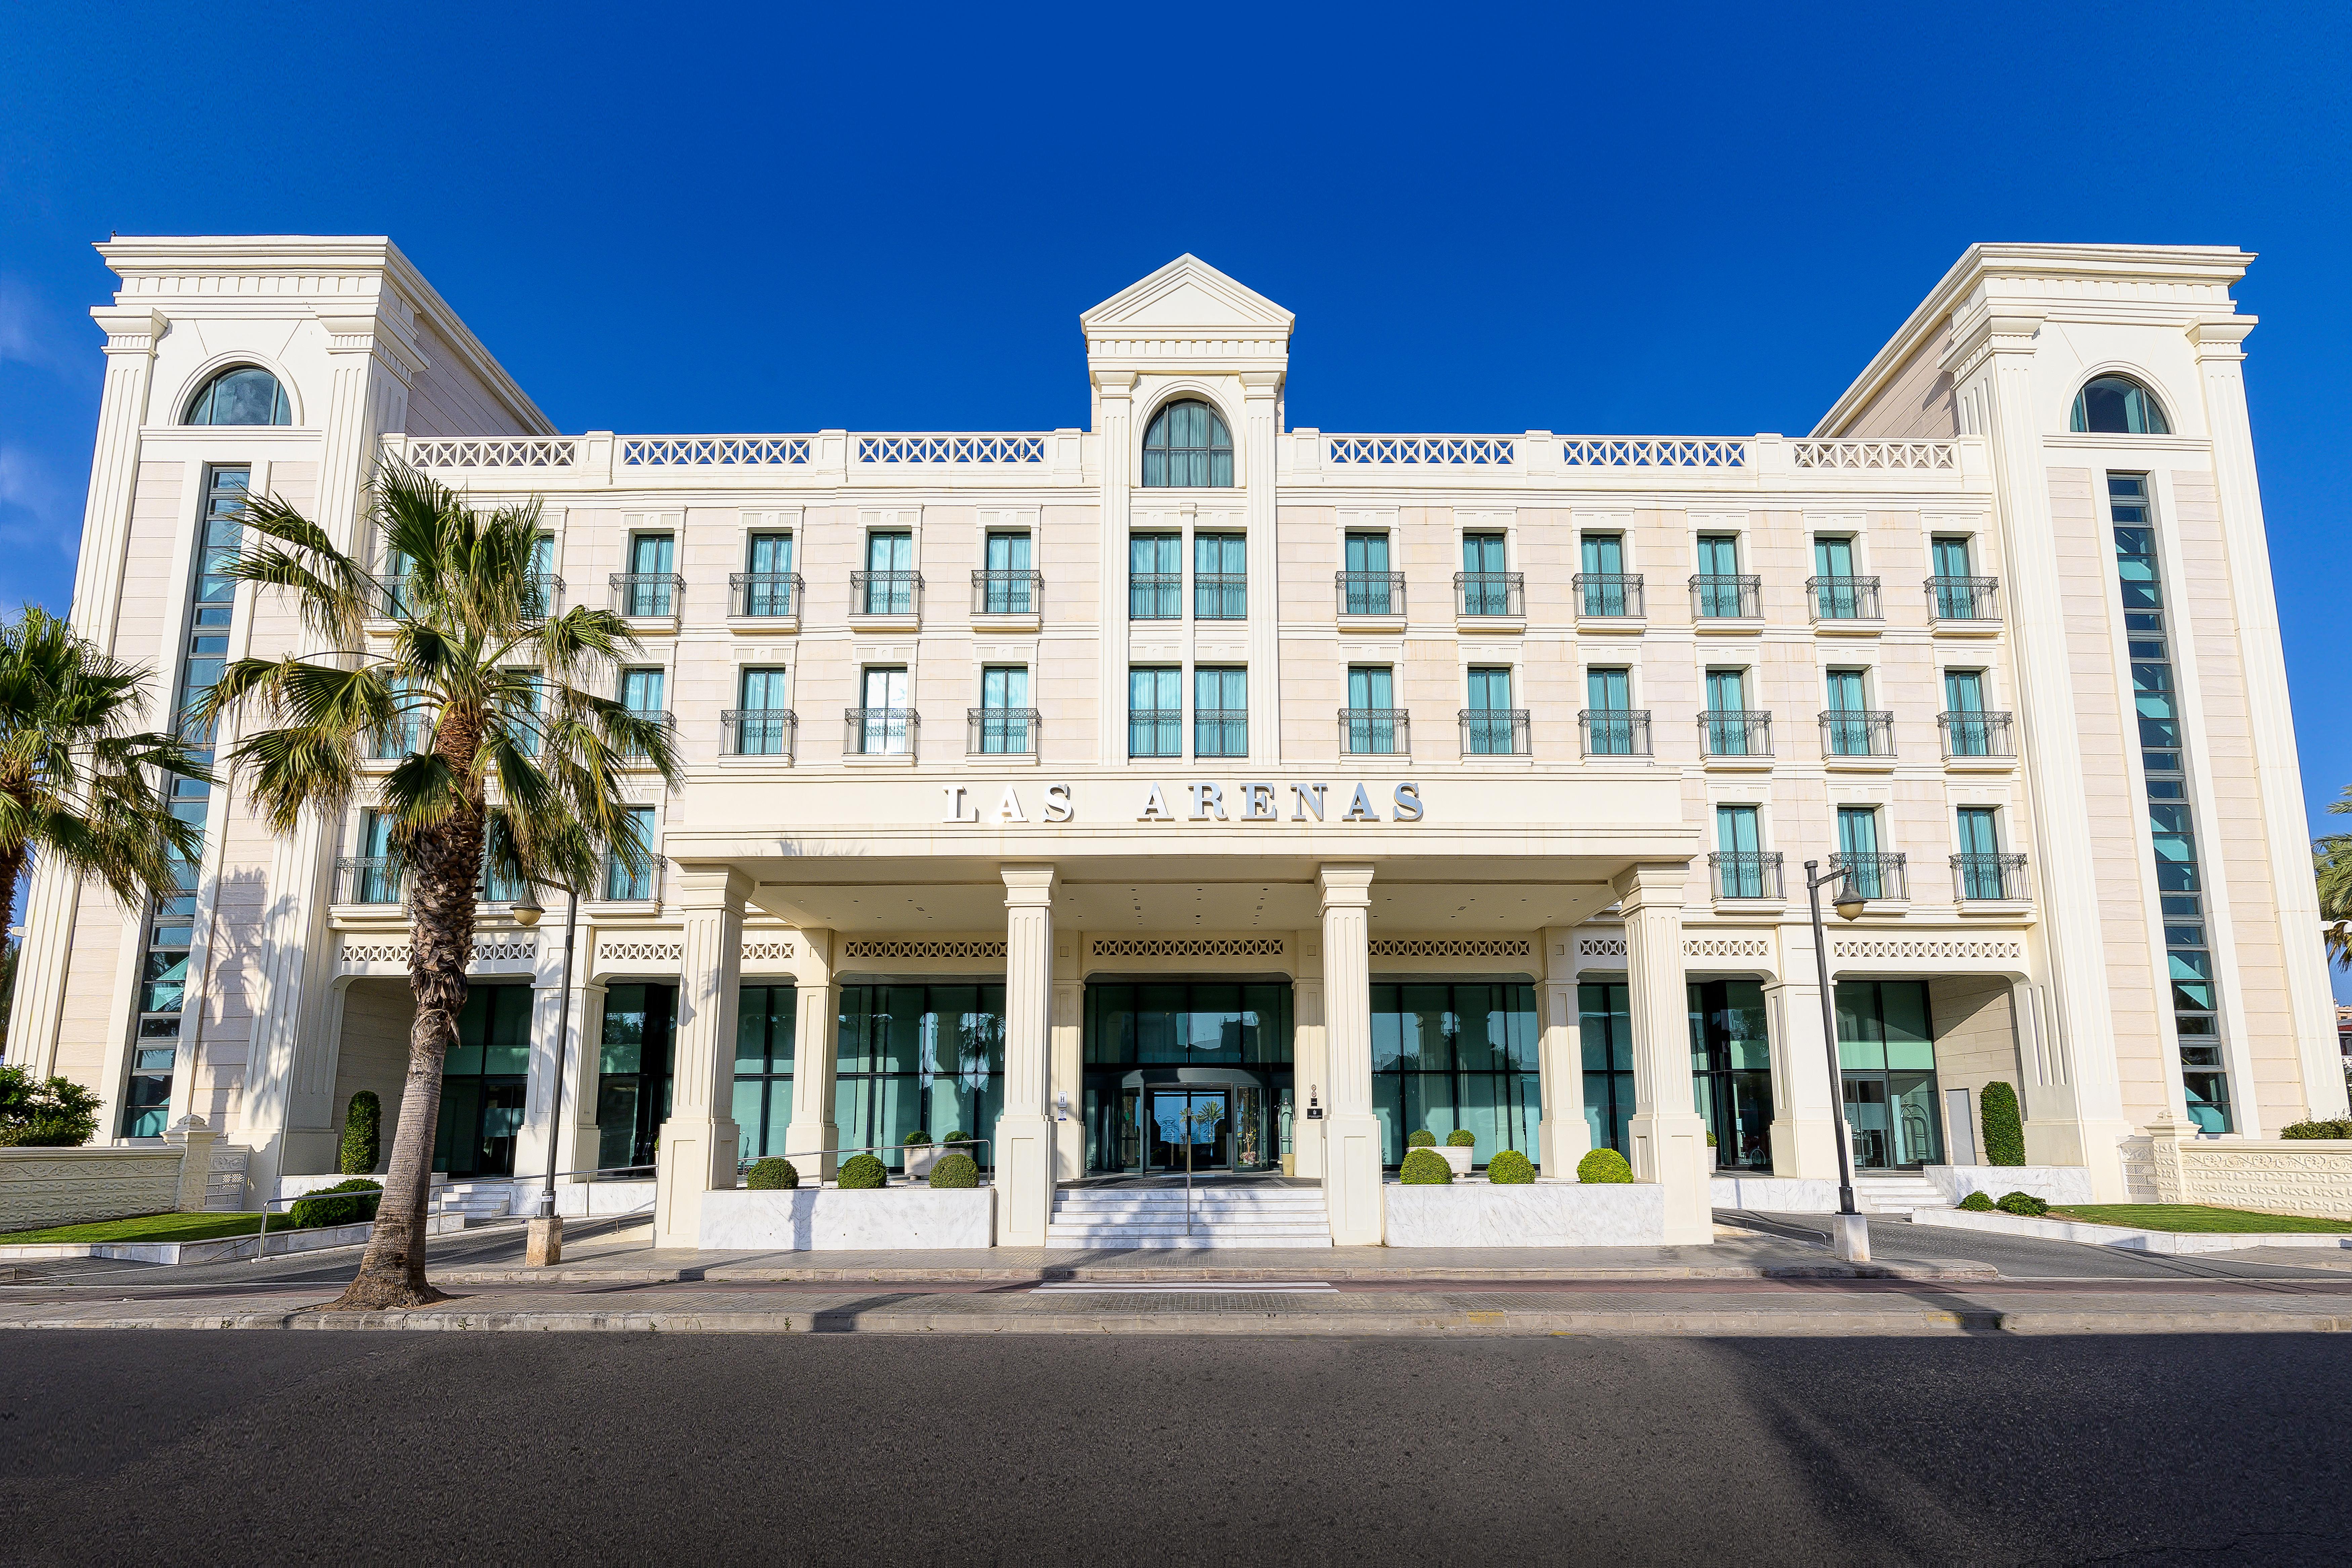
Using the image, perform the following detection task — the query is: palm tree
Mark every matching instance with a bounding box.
[0,605,207,976]
[203,461,679,1309]
[2316,786,2352,970]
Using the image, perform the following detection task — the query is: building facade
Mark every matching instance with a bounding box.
[10,238,2344,1246]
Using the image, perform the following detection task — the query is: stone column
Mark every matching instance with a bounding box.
[557,978,609,1192]
[783,928,841,1181]
[1763,920,1842,1181]
[997,865,1057,1246]
[652,866,751,1248]
[1616,865,1711,1243]
[1318,865,1381,1244]
[1094,373,1136,766]
[1537,926,1590,1176]
[1292,931,1327,1180]
[1051,952,1085,1184]
[165,1115,217,1212]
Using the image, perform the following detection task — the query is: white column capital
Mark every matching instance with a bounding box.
[1317,863,1374,909]
[1238,370,1284,397]
[2186,315,2256,358]
[1001,862,1057,905]
[1093,370,1138,398]
[671,863,755,911]
[89,306,168,356]
[1610,862,1688,913]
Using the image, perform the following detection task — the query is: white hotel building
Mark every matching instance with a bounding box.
[9,238,2345,1248]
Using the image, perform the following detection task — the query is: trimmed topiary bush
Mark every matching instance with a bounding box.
[338,1091,381,1175]
[1445,1128,1475,1148]
[1399,1147,1452,1184]
[1577,1147,1634,1184]
[903,1129,933,1147]
[2282,1118,2352,1140]
[1979,1080,2026,1167]
[1705,1130,1718,1148]
[747,1157,799,1190]
[928,1152,979,1188]
[837,1152,887,1189]
[1996,1190,2049,1217]
[1958,1190,1997,1213]
[1407,1129,1437,1148]
[1486,1149,1535,1184]
[284,1178,381,1230]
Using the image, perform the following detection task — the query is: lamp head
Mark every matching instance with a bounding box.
[1832,878,1867,921]
[510,891,544,928]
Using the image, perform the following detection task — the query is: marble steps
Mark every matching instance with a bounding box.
[1046,1189,1335,1249]
[1851,1174,1948,1217]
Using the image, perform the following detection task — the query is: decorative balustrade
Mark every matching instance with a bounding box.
[409,438,577,469]
[730,572,803,618]
[600,854,668,904]
[1193,709,1249,759]
[972,570,1043,616]
[1927,575,2001,621]
[1574,573,1644,618]
[1460,709,1529,756]
[1710,851,1784,901]
[1560,437,1745,468]
[1699,710,1773,758]
[611,573,685,619]
[851,570,924,617]
[1129,574,1182,621]
[968,708,1040,756]
[623,436,810,466]
[335,857,404,905]
[1690,574,1762,619]
[1193,574,1247,621]
[1128,709,1183,759]
[846,707,918,757]
[1339,708,1410,756]
[1336,572,1405,617]
[1939,711,2016,759]
[857,435,1046,464]
[1952,852,2029,902]
[1807,575,1882,621]
[1580,710,1651,757]
[1790,439,1958,470]
[723,709,797,758]
[1821,710,1897,758]
[1829,852,1909,902]
[1327,436,1516,466]
[1455,572,1524,618]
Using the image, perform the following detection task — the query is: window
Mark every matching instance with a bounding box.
[857,667,911,755]
[434,985,531,1178]
[618,533,676,617]
[1194,534,1246,620]
[1955,806,2009,899]
[976,665,1032,754]
[1579,533,1634,616]
[1464,666,1520,755]
[1715,805,1770,898]
[596,982,677,1170]
[1693,534,1750,617]
[619,667,665,716]
[182,366,291,426]
[1811,535,1871,619]
[1836,805,1891,898]
[1579,982,1635,1158]
[1943,669,1991,755]
[1345,666,1400,755]
[1929,536,1989,619]
[1461,533,1512,615]
[2072,375,2171,435]
[1584,668,1637,755]
[351,808,400,903]
[1704,668,1755,756]
[1129,533,1181,620]
[743,532,795,617]
[733,985,797,1160]
[862,531,916,614]
[1342,532,1395,615]
[980,532,1034,614]
[1371,983,1539,1169]
[1140,399,1233,488]
[1689,979,1773,1170]
[1128,666,1181,758]
[1823,668,1884,756]
[1083,982,1293,1174]
[604,805,658,901]
[1836,981,1941,1169]
[837,984,1006,1172]
[1194,666,1248,758]
[735,667,790,756]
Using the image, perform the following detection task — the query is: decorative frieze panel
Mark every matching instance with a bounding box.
[1560,437,1745,468]
[1327,436,1515,467]
[1575,937,1628,960]
[1789,439,1958,471]
[338,939,536,968]
[742,941,795,963]
[600,941,684,965]
[622,436,810,467]
[1684,937,1772,959]
[1367,938,1530,959]
[844,939,1008,960]
[857,435,1046,465]
[409,438,576,469]
[2149,1129,2352,1220]
[1090,937,1285,959]
[1830,939,2023,962]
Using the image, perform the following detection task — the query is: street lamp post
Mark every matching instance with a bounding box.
[1802,858,1870,1263]
[507,883,582,1266]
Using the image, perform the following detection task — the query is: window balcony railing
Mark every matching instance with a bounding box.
[1129,575,1182,621]
[845,707,917,757]
[968,707,1040,756]
[1927,575,2000,622]
[1698,710,1773,758]
[1807,575,1881,622]
[1337,572,1405,617]
[972,569,1043,616]
[1128,709,1183,759]
[1829,852,1908,902]
[611,573,685,619]
[1939,711,2016,759]
[1193,574,1248,621]
[1193,709,1249,758]
[369,713,428,762]
[1580,709,1652,758]
[600,853,668,905]
[335,856,405,905]
[1820,710,1896,758]
[1459,708,1530,756]
[1574,573,1644,618]
[1952,852,2029,902]
[1339,708,1409,756]
[1710,850,1784,901]
[1455,572,1525,618]
[851,570,923,617]
[383,572,562,620]
[730,572,803,618]
[1690,574,1762,619]
[723,708,797,758]
[616,711,674,760]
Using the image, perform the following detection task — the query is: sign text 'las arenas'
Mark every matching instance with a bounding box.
[943,781,1425,825]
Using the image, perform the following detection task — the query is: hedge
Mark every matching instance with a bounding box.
[748,1157,799,1190]
[284,1179,381,1230]
[837,1152,887,1189]
[1577,1147,1633,1184]
[1399,1148,1452,1184]
[1486,1149,1535,1185]
[1980,1081,2026,1167]
[1997,1190,2050,1217]
[904,1129,934,1147]
[1958,1191,1997,1213]
[2282,1118,2352,1140]
[1406,1129,1437,1148]
[928,1152,979,1189]
[1445,1129,1475,1148]
[338,1090,381,1176]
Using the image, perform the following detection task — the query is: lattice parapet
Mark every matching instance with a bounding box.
[1327,436,1515,466]
[1830,938,2023,961]
[600,940,685,964]
[1789,440,1958,471]
[338,938,536,967]
[843,939,1009,960]
[622,436,811,467]
[1367,938,1531,959]
[409,438,577,469]
[856,435,1047,464]
[1559,437,1746,468]
[1091,937,1286,959]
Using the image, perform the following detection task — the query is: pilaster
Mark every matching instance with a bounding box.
[997,864,1056,1246]
[1762,921,1842,1180]
[1615,864,1711,1243]
[1537,926,1590,1176]
[1241,370,1284,764]
[1318,865,1381,1244]
[652,865,751,1248]
[783,929,841,1180]
[1095,373,1136,766]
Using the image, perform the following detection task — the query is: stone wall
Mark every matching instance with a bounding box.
[0,1147,186,1232]
[2146,1121,2352,1219]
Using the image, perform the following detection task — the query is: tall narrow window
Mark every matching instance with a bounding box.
[743,531,796,617]
[1693,534,1748,617]
[625,533,675,617]
[1461,533,1511,616]
[1345,666,1399,755]
[1579,982,1636,1157]
[1823,667,1878,756]
[977,665,1032,754]
[863,531,915,615]
[1140,399,1233,488]
[1929,535,1984,620]
[858,667,911,756]
[1128,666,1181,759]
[604,806,658,901]
[527,533,558,617]
[1194,534,1247,620]
[1584,668,1636,756]
[981,532,1034,615]
[619,668,665,716]
[1955,806,2007,900]
[1194,666,1248,758]
[1579,533,1633,616]
[1811,535,1868,619]
[1715,805,1768,898]
[1464,666,1519,755]
[354,809,399,903]
[736,667,791,756]
[1943,669,1990,756]
[2108,473,2229,1129]
[1836,805,1887,898]
[1342,532,1394,615]
[733,985,797,1160]
[1704,668,1753,756]
[1129,533,1181,620]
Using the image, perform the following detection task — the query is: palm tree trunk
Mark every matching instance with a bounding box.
[330,815,481,1310]
[0,844,23,962]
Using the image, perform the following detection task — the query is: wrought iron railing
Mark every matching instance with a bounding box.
[1574,573,1643,618]
[968,708,1039,755]
[600,853,668,904]
[1699,710,1773,758]
[1128,709,1182,759]
[1807,575,1881,621]
[1193,574,1247,621]
[1952,852,2029,902]
[1193,708,1248,758]
[611,573,685,619]
[972,569,1043,616]
[723,709,797,758]
[1829,852,1908,902]
[851,570,923,617]
[1710,851,1784,901]
[1339,708,1409,756]
[1939,711,2015,758]
[1459,709,1529,756]
[1820,710,1896,758]
[1580,710,1652,757]
[730,572,803,618]
[1927,575,2000,621]
[1129,574,1182,621]
[617,711,673,759]
[1690,574,1761,619]
[1336,572,1405,616]
[335,857,405,905]
[845,707,917,756]
[1455,572,1524,618]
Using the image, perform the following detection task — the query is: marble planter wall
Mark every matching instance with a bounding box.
[0,1146,185,1232]
[700,1187,997,1250]
[1384,1182,1667,1246]
[1923,1164,2094,1205]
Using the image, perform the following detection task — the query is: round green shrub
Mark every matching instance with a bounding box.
[903,1129,933,1147]
[338,1090,382,1175]
[928,1152,979,1189]
[1399,1148,1452,1184]
[1577,1147,1634,1184]
[1958,1190,1997,1213]
[1406,1129,1437,1148]
[1979,1080,2027,1167]
[1996,1190,2049,1217]
[2282,1118,2352,1140]
[747,1157,799,1190]
[1444,1128,1475,1148]
[935,1129,963,1148]
[284,1178,382,1230]
[1705,1130,1718,1147]
[1486,1149,1535,1185]
[837,1152,887,1189]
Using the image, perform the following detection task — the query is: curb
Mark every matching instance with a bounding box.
[425,1260,1996,1287]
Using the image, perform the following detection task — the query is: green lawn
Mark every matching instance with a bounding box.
[2046,1203,2352,1234]
[0,1211,282,1245]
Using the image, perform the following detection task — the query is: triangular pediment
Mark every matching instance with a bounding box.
[1081,255,1294,337]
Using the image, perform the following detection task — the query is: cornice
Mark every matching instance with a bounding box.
[88,306,167,355]
[2187,315,2257,361]
[1939,309,2046,384]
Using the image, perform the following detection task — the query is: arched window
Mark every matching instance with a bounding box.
[2070,374,2170,435]
[1140,399,1233,487]
[183,366,293,426]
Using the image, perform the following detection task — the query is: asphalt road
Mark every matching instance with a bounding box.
[3,1331,2345,1566]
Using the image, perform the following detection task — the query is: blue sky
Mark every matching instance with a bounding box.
[2,5,2348,914]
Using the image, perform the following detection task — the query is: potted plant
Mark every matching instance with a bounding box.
[1440,1128,1476,1177]
[903,1128,938,1181]
[1705,1130,1719,1170]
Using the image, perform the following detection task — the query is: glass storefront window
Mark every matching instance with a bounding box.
[1371,982,1538,1169]
[435,984,533,1177]
[836,984,1005,1172]
[1579,981,1635,1158]
[1082,982,1293,1174]
[733,985,796,1160]
[1688,978,1773,1169]
[1834,980,1941,1168]
[595,982,677,1172]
